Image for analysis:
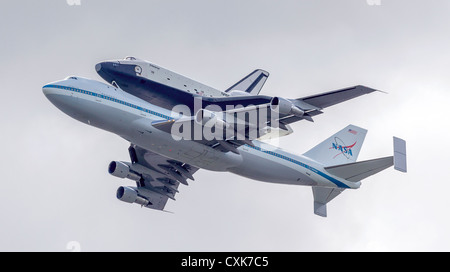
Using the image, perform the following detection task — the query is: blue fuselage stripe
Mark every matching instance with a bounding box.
[245,145,350,188]
[45,84,349,189]
[44,84,173,121]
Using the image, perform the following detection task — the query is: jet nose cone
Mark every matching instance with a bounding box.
[42,85,51,96]
[42,82,62,106]
[42,81,62,96]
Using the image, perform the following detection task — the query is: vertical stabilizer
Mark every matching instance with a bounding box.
[225,69,270,95]
[304,125,367,166]
[394,137,407,173]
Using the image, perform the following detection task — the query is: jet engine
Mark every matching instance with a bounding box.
[270,97,305,117]
[116,186,150,206]
[108,161,141,182]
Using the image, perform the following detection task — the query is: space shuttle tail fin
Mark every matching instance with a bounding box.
[225,69,270,95]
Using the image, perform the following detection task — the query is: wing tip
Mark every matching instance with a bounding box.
[356,85,388,94]
[256,69,270,77]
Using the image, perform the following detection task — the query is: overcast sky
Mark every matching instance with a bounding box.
[1,0,449,251]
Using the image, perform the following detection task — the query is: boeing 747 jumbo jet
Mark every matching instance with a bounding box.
[43,57,407,217]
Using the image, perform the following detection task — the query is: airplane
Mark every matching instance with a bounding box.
[42,57,407,217]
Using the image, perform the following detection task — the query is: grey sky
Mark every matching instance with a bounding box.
[1,0,449,251]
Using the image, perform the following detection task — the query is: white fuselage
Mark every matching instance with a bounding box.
[43,77,359,189]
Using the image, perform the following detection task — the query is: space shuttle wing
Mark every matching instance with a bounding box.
[123,144,199,211]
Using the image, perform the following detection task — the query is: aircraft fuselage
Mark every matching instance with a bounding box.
[43,76,358,189]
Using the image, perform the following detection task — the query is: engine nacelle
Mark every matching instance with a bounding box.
[270,97,305,117]
[116,186,150,206]
[108,161,141,181]
[195,109,230,129]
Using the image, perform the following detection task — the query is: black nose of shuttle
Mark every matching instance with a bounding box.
[95,61,121,75]
[95,61,118,74]
[96,60,139,85]
[95,61,118,84]
[95,63,102,72]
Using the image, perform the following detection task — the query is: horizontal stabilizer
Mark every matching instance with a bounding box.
[312,187,345,217]
[325,157,394,182]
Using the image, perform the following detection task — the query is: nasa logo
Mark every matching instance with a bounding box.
[330,137,356,159]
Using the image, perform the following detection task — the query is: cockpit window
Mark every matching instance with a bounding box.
[125,56,136,60]
[65,76,78,80]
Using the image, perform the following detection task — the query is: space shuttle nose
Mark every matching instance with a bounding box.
[96,61,126,85]
[95,63,102,72]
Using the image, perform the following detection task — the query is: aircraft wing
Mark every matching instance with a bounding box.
[152,118,257,155]
[297,85,380,109]
[200,85,379,126]
[152,85,379,154]
[280,85,380,125]
[124,144,199,211]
